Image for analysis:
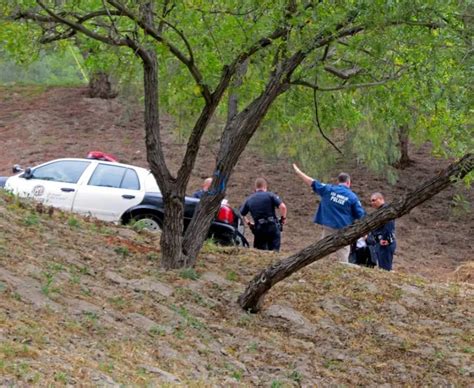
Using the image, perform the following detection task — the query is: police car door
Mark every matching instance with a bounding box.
[72,163,144,222]
[6,160,92,211]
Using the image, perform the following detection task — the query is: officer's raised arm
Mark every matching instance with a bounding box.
[293,163,314,187]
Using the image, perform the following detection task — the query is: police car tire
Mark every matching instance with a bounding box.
[132,213,162,232]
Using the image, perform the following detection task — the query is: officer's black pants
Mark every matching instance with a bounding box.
[253,222,281,252]
[376,241,396,271]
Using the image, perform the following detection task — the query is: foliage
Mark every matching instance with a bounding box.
[179,267,200,281]
[256,3,472,178]
[3,2,470,175]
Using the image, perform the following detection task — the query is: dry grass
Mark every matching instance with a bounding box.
[0,191,473,386]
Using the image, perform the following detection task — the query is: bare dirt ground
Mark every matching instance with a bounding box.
[0,86,472,281]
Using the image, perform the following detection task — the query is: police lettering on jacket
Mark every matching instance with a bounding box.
[330,192,349,205]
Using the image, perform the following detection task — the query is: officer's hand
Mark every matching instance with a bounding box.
[380,240,389,246]
[280,216,287,225]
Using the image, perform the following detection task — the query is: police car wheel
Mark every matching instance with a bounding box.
[132,214,162,232]
[234,234,244,247]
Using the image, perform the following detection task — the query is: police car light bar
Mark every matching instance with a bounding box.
[86,151,119,163]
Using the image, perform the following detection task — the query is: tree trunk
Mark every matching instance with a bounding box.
[238,153,473,312]
[135,2,194,269]
[136,37,191,269]
[88,71,117,99]
[160,192,188,269]
[394,124,412,169]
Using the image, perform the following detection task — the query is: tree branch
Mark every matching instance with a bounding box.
[101,0,120,37]
[15,7,123,43]
[106,0,212,103]
[36,0,128,46]
[324,64,363,80]
[312,81,343,154]
[290,71,404,91]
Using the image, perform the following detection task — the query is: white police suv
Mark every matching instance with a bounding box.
[0,153,246,246]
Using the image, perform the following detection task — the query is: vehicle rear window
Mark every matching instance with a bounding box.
[121,168,140,190]
[31,161,90,184]
[88,164,140,190]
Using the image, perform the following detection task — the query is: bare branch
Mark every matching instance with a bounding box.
[291,71,404,92]
[312,79,343,154]
[324,64,363,79]
[106,0,212,103]
[101,0,120,37]
[36,0,128,46]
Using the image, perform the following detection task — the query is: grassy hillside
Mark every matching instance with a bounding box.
[0,191,472,386]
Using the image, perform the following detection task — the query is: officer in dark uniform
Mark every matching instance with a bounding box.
[240,178,287,252]
[192,177,212,199]
[368,192,396,271]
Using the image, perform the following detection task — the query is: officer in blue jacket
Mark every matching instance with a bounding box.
[368,192,396,271]
[293,164,366,262]
[240,178,287,252]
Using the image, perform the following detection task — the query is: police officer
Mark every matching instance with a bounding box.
[240,178,287,252]
[368,192,396,271]
[192,177,212,199]
[293,164,366,262]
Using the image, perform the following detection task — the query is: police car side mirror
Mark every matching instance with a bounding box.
[12,164,23,173]
[23,168,33,180]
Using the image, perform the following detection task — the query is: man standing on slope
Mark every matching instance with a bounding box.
[368,192,396,271]
[240,177,287,252]
[293,164,365,262]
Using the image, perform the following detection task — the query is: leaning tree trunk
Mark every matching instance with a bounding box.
[136,2,191,269]
[238,153,473,312]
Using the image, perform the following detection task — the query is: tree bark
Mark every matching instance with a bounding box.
[238,153,473,312]
[137,34,190,269]
[160,192,187,269]
[394,124,412,169]
[88,71,117,99]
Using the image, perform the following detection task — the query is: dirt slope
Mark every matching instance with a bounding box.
[0,192,473,385]
[0,86,472,281]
